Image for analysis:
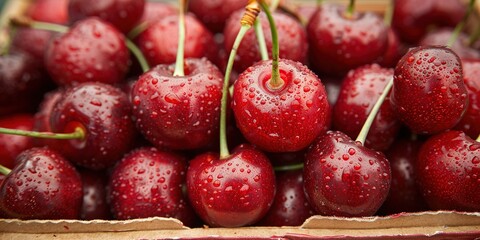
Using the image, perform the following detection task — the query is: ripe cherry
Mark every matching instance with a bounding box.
[455,59,480,138]
[0,114,34,169]
[189,0,247,33]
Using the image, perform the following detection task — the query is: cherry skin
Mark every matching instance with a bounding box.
[390,46,468,135]
[32,89,63,147]
[420,28,480,60]
[232,59,330,152]
[189,0,247,33]
[392,0,465,43]
[136,14,218,67]
[376,29,403,68]
[333,64,400,151]
[12,29,54,63]
[224,11,308,73]
[131,58,223,150]
[307,3,388,77]
[68,0,145,33]
[45,17,130,86]
[140,1,177,25]
[0,147,83,219]
[257,169,314,226]
[0,114,34,169]
[28,0,69,24]
[79,169,111,220]
[455,59,480,139]
[303,131,391,217]
[186,144,276,227]
[417,131,480,211]
[378,138,428,215]
[49,82,136,170]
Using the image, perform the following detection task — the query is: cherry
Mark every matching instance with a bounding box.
[0,114,34,169]
[224,10,308,73]
[232,59,330,152]
[136,14,218,67]
[186,144,276,227]
[131,58,223,150]
[455,59,480,139]
[379,137,428,215]
[109,147,195,224]
[32,89,63,147]
[392,0,466,43]
[45,17,130,86]
[376,28,403,68]
[79,169,111,220]
[49,82,136,170]
[68,0,145,33]
[257,169,314,226]
[189,0,248,33]
[28,0,69,24]
[303,131,391,217]
[0,147,83,219]
[307,3,388,77]
[390,46,468,135]
[11,28,54,62]
[333,64,400,151]
[417,130,480,211]
[140,1,178,25]
[420,28,480,59]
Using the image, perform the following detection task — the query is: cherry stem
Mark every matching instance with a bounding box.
[254,18,268,61]
[468,25,480,46]
[476,134,480,142]
[173,0,187,77]
[0,25,15,56]
[0,164,11,175]
[0,127,85,140]
[355,77,393,145]
[273,163,304,172]
[127,21,148,39]
[270,0,280,12]
[345,0,356,19]
[383,0,394,27]
[447,0,476,48]
[126,38,150,73]
[220,25,252,159]
[259,0,283,89]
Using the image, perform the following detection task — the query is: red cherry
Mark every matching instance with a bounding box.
[49,82,136,169]
[189,0,247,33]
[307,4,388,77]
[0,147,83,219]
[376,28,404,68]
[79,169,111,220]
[417,131,480,211]
[455,59,480,138]
[304,131,391,217]
[333,64,400,151]
[232,59,330,152]
[186,144,276,227]
[68,0,145,33]
[131,58,223,150]
[390,46,468,134]
[28,0,69,24]
[0,114,34,169]
[12,29,54,62]
[32,89,64,147]
[420,28,480,60]
[45,17,130,86]
[140,1,178,25]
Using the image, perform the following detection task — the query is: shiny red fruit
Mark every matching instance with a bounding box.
[186,145,276,227]
[232,59,330,152]
[0,114,34,169]
[455,59,480,138]
[140,1,177,25]
[28,0,68,24]
[304,131,391,217]
[390,46,468,134]
[0,147,83,219]
[417,131,480,211]
[420,28,480,60]
[189,0,247,33]
[32,89,63,147]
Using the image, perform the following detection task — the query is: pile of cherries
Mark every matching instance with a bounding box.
[0,0,479,228]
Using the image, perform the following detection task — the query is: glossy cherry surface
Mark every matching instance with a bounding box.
[455,59,480,139]
[28,0,69,24]
[0,114,34,169]
[420,28,480,60]
[189,0,247,33]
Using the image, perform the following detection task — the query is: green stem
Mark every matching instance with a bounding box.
[127,21,148,39]
[254,18,268,61]
[270,0,280,12]
[274,163,304,172]
[476,134,480,142]
[0,164,10,175]
[259,0,283,89]
[173,0,186,77]
[0,127,85,140]
[447,0,476,48]
[220,25,251,159]
[126,38,150,73]
[384,0,394,27]
[21,20,69,33]
[356,77,393,145]
[468,25,480,46]
[345,0,356,18]
[0,25,15,56]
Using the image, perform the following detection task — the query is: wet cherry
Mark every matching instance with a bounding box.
[0,114,34,169]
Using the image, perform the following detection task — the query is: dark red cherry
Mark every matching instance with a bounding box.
[49,82,136,169]
[257,169,314,226]
[79,169,111,220]
[417,131,480,211]
[189,0,247,33]
[455,59,480,138]
[224,10,308,73]
[68,0,145,33]
[0,114,34,169]
[140,1,177,25]
[186,144,276,227]
[12,29,54,62]
[0,147,82,219]
[45,17,130,86]
[307,3,388,77]
[420,28,480,60]
[232,59,330,152]
[376,28,403,68]
[390,46,468,134]
[304,131,391,217]
[28,0,69,24]
[32,89,64,147]
[333,64,400,151]
[131,58,223,150]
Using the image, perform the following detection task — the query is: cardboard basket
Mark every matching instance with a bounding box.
[1,0,480,239]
